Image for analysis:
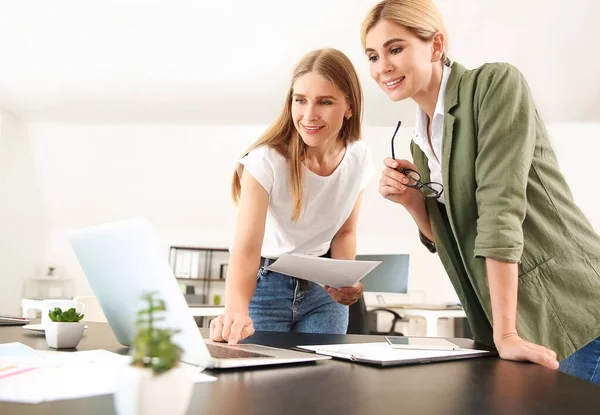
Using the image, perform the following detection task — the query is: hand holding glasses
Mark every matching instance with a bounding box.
[390,121,444,199]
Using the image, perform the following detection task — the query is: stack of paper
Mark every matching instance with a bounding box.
[0,342,215,404]
[265,254,381,288]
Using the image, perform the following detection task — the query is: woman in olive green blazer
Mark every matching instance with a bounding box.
[361,0,600,383]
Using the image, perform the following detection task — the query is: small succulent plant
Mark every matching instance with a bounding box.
[48,307,85,322]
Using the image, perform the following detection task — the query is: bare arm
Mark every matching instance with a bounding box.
[326,192,364,305]
[486,258,559,369]
[487,259,519,340]
[380,158,434,241]
[330,192,363,260]
[211,169,268,344]
[405,196,434,242]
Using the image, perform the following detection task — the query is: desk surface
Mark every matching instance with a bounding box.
[1,323,599,415]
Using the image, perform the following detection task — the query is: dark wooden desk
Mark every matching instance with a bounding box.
[1,322,599,414]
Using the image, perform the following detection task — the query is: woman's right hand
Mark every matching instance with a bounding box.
[210,312,255,345]
[379,158,423,208]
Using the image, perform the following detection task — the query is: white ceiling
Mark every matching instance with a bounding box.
[0,0,598,126]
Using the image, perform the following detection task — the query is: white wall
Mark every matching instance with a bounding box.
[0,1,598,318]
[548,124,600,230]
[0,0,598,125]
[19,123,455,309]
[0,121,592,316]
[0,111,49,314]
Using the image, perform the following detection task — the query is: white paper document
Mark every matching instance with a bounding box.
[298,342,490,365]
[0,343,216,404]
[265,254,381,288]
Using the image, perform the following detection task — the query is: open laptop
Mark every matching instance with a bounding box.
[68,217,330,370]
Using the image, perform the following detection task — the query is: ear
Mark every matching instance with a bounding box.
[345,107,353,119]
[431,32,445,63]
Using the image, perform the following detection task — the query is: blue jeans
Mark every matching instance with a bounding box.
[559,336,600,384]
[249,268,348,334]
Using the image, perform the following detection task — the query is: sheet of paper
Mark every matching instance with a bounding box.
[0,342,45,361]
[265,254,381,288]
[0,363,40,380]
[298,342,489,362]
[0,343,216,404]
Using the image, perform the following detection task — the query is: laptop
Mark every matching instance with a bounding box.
[68,217,330,369]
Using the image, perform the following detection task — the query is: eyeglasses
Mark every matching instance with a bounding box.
[390,120,444,199]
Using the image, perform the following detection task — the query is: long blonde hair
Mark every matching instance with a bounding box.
[231,48,363,221]
[361,0,449,63]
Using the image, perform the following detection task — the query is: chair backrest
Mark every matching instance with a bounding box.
[72,295,107,323]
[347,296,405,336]
[346,296,369,334]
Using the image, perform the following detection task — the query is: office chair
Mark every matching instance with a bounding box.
[347,296,405,336]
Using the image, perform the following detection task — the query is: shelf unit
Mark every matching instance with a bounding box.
[168,246,230,304]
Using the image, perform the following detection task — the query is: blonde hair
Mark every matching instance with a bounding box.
[361,0,448,63]
[231,48,363,221]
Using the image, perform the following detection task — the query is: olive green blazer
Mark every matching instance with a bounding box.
[410,61,600,360]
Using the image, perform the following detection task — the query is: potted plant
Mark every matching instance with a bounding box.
[113,291,194,415]
[45,307,85,348]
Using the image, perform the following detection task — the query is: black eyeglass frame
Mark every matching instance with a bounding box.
[390,120,444,199]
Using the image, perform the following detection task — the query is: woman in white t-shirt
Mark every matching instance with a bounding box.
[210,48,374,345]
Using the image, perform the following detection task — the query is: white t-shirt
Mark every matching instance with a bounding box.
[235,141,374,258]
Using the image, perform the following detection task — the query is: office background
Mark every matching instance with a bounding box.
[0,0,599,315]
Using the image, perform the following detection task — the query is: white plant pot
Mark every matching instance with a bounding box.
[45,322,85,349]
[113,365,195,415]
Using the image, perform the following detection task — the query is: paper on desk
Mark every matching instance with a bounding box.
[265,254,381,288]
[0,343,216,404]
[299,342,489,362]
[0,342,45,360]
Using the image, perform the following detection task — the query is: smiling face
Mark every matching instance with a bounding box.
[291,71,352,148]
[365,19,438,102]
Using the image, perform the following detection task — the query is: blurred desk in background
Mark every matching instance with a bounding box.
[368,304,467,337]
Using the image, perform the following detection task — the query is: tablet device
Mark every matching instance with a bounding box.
[385,336,459,351]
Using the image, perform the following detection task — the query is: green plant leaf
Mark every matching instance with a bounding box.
[129,290,182,374]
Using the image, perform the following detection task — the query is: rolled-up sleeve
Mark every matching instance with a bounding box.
[473,64,536,263]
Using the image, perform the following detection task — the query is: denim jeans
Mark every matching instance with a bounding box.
[559,336,600,384]
[249,268,348,334]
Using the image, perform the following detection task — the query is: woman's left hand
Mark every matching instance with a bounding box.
[495,333,559,370]
[324,282,363,306]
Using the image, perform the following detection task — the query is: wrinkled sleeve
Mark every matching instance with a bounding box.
[473,64,536,263]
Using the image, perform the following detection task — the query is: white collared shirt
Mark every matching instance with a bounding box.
[412,64,452,204]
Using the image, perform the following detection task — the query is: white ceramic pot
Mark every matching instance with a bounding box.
[113,365,195,415]
[45,322,85,349]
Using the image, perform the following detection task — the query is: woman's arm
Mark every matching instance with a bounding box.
[472,64,558,368]
[380,157,434,241]
[330,192,363,260]
[486,258,559,369]
[326,192,364,305]
[210,169,268,345]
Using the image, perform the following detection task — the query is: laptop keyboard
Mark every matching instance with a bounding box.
[206,343,273,359]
